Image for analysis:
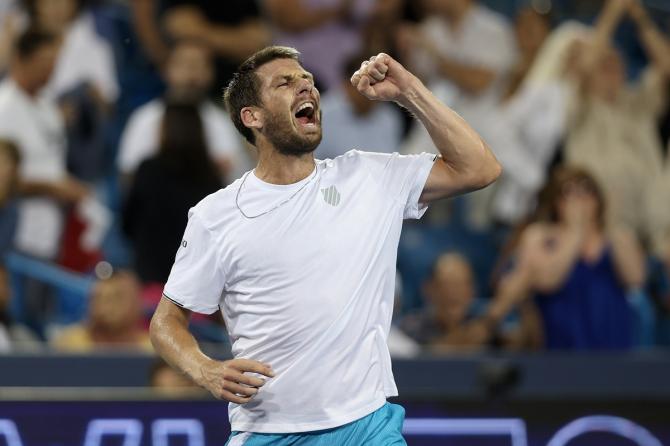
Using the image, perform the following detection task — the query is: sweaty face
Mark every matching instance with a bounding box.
[256,59,322,156]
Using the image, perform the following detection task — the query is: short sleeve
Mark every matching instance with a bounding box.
[358,151,436,220]
[163,211,226,314]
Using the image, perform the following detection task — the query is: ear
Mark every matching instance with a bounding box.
[241,106,263,132]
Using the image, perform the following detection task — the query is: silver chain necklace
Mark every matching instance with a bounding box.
[235,164,318,219]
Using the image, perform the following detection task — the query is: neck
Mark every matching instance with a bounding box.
[11,71,38,97]
[255,147,315,185]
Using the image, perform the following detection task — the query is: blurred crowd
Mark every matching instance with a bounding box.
[0,0,668,358]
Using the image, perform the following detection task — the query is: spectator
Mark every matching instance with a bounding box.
[23,0,118,103]
[399,0,517,227]
[118,40,244,180]
[0,29,88,260]
[564,0,669,239]
[315,54,403,160]
[489,8,567,225]
[262,0,381,92]
[122,103,222,289]
[494,166,646,350]
[51,271,151,352]
[22,0,118,180]
[400,252,540,352]
[158,0,269,91]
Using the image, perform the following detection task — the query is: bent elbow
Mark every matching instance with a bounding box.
[473,158,502,190]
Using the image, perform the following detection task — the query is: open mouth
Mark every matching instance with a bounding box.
[293,102,317,128]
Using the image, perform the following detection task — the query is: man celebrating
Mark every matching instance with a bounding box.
[150,46,501,445]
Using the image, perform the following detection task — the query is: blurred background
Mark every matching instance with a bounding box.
[0,0,669,444]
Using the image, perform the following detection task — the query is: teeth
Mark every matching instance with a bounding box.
[297,102,314,112]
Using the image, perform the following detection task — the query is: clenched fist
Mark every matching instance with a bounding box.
[350,53,417,103]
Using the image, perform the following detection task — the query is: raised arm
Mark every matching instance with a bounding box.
[351,53,501,202]
[629,0,670,75]
[150,298,274,403]
[163,7,269,62]
[263,0,350,33]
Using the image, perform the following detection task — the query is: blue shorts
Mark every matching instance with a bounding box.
[225,402,406,446]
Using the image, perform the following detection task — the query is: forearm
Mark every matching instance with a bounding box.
[399,77,501,198]
[593,0,627,48]
[631,7,670,74]
[609,228,646,288]
[149,303,212,383]
[130,0,169,67]
[533,230,583,292]
[435,57,496,95]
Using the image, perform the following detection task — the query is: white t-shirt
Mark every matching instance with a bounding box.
[0,79,67,258]
[117,99,243,175]
[43,12,119,102]
[164,150,435,433]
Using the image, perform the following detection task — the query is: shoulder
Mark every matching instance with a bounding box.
[129,99,163,124]
[201,101,229,120]
[189,175,246,230]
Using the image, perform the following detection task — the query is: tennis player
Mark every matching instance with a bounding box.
[150,46,501,445]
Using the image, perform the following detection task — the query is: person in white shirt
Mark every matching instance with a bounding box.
[118,40,245,181]
[400,0,516,227]
[0,29,88,260]
[150,46,501,444]
[315,54,404,160]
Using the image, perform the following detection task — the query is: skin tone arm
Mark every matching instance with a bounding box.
[163,7,269,62]
[351,53,501,201]
[609,227,646,288]
[398,25,496,95]
[130,0,170,68]
[264,0,351,33]
[18,176,89,204]
[150,298,275,403]
[629,0,670,75]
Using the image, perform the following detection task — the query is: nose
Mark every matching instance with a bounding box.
[296,78,313,97]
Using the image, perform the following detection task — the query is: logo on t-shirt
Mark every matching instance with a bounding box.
[321,186,341,206]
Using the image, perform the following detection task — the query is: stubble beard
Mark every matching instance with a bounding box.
[263,109,322,157]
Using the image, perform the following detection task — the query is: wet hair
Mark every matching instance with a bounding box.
[224,46,302,145]
[535,165,606,227]
[157,102,222,188]
[15,28,59,60]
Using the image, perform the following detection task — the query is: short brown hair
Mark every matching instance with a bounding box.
[223,46,301,145]
[536,165,606,227]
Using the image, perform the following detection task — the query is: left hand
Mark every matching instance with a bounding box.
[350,53,416,102]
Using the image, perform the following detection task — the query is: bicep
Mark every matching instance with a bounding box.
[151,296,192,331]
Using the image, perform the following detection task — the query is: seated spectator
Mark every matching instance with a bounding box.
[118,40,244,181]
[315,54,403,160]
[489,8,567,225]
[564,0,669,239]
[122,103,222,290]
[23,0,118,180]
[491,166,646,350]
[400,252,540,353]
[51,271,151,352]
[149,358,204,396]
[0,29,89,261]
[399,0,517,227]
